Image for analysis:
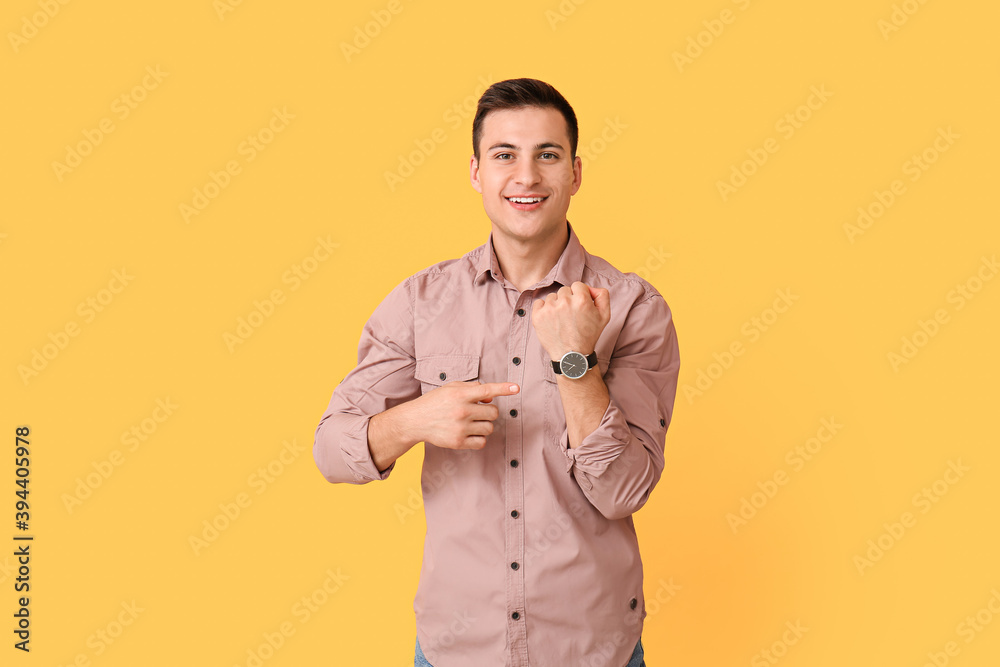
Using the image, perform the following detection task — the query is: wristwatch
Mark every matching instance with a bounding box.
[551,350,597,379]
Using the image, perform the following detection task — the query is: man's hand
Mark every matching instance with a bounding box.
[415,381,520,449]
[531,281,611,359]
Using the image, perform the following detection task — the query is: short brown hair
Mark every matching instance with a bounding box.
[472,78,579,162]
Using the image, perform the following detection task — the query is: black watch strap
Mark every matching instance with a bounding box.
[551,351,598,374]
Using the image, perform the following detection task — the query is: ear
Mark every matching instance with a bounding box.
[470,154,483,194]
[569,154,582,195]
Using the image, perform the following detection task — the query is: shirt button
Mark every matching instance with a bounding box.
[630,598,638,610]
[517,308,525,316]
[510,459,518,468]
[439,372,447,381]
[511,509,519,518]
[660,418,666,427]
[511,562,519,570]
[511,612,520,620]
[509,409,518,417]
[512,356,521,365]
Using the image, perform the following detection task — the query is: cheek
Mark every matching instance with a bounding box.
[483,176,504,196]
[549,169,574,188]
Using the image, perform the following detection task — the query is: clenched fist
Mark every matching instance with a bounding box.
[531,281,611,359]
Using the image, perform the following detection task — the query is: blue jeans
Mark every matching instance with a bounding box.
[415,636,645,666]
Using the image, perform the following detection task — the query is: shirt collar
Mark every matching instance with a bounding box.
[474,220,586,290]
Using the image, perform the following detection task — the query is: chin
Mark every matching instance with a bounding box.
[500,219,547,238]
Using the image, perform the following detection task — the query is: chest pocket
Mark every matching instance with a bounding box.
[414,354,481,395]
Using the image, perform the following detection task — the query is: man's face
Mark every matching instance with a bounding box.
[470,106,582,244]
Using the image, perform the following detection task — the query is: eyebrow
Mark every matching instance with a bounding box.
[487,142,565,152]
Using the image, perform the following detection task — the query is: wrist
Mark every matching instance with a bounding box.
[387,399,423,449]
[550,349,598,379]
[550,347,594,360]
[368,403,420,471]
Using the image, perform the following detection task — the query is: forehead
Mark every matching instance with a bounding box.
[480,106,570,148]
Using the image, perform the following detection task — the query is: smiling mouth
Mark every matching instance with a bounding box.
[505,195,548,206]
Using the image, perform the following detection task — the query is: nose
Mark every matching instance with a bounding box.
[514,157,541,188]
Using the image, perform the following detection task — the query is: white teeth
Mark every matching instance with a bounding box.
[508,197,543,203]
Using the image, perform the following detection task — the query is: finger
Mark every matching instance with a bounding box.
[469,403,500,422]
[592,288,611,318]
[466,419,495,437]
[463,435,487,449]
[476,382,520,401]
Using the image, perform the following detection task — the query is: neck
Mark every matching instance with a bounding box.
[492,221,570,293]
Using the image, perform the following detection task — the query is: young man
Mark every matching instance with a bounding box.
[313,78,680,667]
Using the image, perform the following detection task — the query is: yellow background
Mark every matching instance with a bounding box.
[4,0,999,665]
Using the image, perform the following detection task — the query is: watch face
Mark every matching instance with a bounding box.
[560,351,588,379]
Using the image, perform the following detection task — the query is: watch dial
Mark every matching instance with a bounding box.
[561,352,588,379]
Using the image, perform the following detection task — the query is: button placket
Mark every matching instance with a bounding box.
[505,297,530,665]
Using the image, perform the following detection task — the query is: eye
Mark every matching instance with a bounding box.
[540,152,558,160]
[494,152,513,160]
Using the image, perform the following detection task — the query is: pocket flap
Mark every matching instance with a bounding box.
[414,354,481,386]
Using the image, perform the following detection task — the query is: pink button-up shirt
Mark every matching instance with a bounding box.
[314,221,680,667]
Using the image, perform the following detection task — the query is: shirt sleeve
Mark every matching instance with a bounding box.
[560,292,680,520]
[313,277,421,484]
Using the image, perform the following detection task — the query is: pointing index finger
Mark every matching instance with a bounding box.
[476,382,520,402]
